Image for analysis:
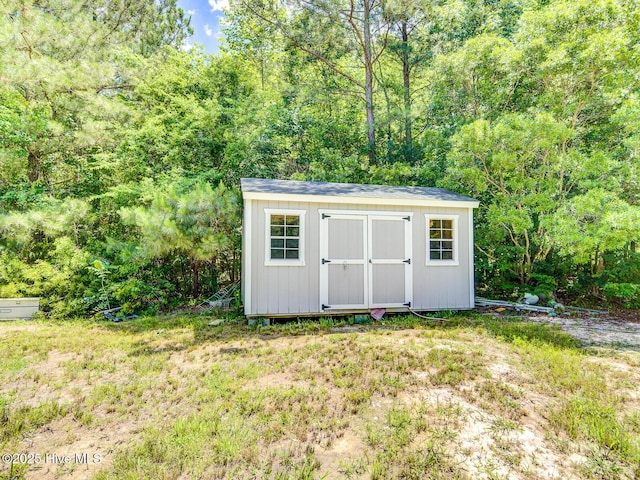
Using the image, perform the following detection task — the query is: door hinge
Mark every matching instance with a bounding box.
[322,304,331,310]
[403,258,411,264]
[403,302,411,307]
[322,213,331,219]
[403,216,411,221]
[322,258,331,264]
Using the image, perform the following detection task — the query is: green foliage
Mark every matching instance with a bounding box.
[445,113,577,283]
[548,189,640,269]
[87,260,112,311]
[0,0,192,196]
[484,320,581,349]
[550,397,634,458]
[602,283,640,309]
[434,0,640,295]
[0,198,90,252]
[121,181,240,297]
[1,0,640,314]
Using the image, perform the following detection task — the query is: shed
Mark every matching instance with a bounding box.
[240,178,479,318]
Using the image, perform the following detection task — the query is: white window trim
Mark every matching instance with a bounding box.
[425,214,459,266]
[264,209,306,266]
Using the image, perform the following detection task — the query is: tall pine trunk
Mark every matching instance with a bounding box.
[363,0,376,163]
[401,20,413,163]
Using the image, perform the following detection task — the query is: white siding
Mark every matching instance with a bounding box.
[413,207,472,310]
[245,200,474,316]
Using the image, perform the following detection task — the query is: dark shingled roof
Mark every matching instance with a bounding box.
[241,178,478,203]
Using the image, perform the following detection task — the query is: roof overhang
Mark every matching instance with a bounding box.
[242,191,479,209]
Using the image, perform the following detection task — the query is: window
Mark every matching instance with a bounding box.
[265,209,305,266]
[426,215,458,265]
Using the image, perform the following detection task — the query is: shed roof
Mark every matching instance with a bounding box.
[241,178,478,206]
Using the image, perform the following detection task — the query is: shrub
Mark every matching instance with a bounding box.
[602,283,640,309]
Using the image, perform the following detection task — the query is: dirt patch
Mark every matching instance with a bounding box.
[527,315,640,348]
[21,417,139,480]
[2,350,130,408]
[314,430,366,479]
[2,321,639,480]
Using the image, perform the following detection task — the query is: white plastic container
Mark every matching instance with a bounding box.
[0,298,41,320]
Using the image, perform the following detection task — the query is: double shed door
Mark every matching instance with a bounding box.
[319,211,413,310]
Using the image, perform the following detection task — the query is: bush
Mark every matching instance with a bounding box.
[602,283,640,309]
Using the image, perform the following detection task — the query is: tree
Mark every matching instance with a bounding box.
[120,182,240,297]
[228,0,390,162]
[383,0,432,163]
[445,113,577,284]
[0,0,192,195]
[0,199,92,313]
[548,189,640,277]
[113,48,226,182]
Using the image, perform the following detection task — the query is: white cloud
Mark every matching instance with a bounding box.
[204,24,213,37]
[181,42,194,52]
[187,9,196,15]
[209,0,229,12]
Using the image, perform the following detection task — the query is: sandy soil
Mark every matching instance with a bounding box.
[1,320,638,480]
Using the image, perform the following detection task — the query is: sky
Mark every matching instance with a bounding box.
[177,0,228,54]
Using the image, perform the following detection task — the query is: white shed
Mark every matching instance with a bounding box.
[240,178,479,318]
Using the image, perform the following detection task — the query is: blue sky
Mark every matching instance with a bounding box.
[177,0,228,53]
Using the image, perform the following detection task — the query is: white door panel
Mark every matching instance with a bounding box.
[320,211,413,311]
[368,216,412,308]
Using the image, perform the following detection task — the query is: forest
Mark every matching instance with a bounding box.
[0,0,639,317]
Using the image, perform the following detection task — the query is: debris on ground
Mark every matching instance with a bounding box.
[197,281,239,311]
[101,307,139,322]
[476,297,607,316]
[476,296,640,348]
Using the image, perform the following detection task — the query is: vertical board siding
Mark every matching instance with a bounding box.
[413,207,472,309]
[254,200,267,315]
[247,199,474,315]
[308,204,326,313]
[329,265,365,305]
[251,199,322,315]
[241,200,247,310]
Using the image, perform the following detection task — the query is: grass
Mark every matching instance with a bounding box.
[0,399,68,443]
[0,314,639,479]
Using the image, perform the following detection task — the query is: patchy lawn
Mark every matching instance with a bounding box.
[0,315,639,480]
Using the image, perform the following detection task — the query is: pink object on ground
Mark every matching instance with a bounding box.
[370,308,386,320]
